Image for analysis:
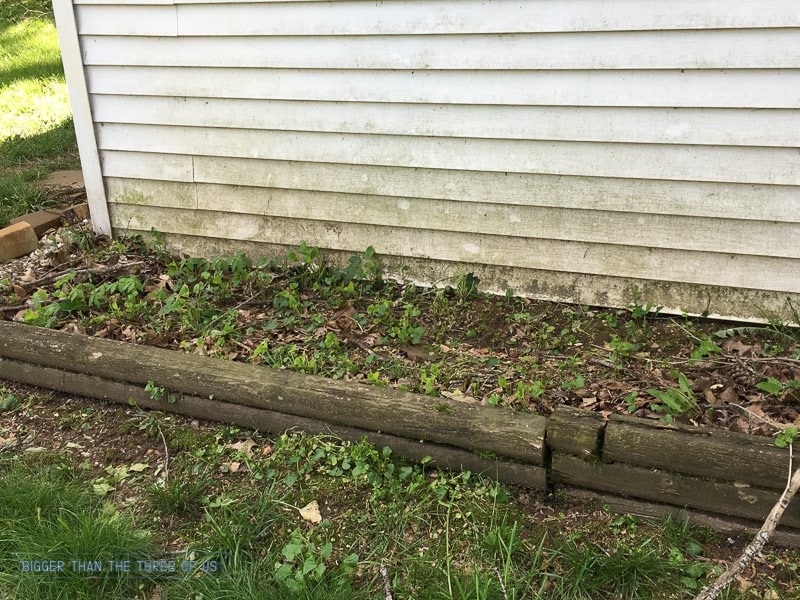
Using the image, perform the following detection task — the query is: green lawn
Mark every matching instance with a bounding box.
[0,0,79,228]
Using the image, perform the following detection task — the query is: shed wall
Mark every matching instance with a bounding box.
[62,0,800,321]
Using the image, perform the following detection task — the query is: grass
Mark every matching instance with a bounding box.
[3,420,765,600]
[0,456,158,599]
[0,0,79,227]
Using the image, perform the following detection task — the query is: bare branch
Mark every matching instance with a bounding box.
[380,564,394,600]
[693,464,800,600]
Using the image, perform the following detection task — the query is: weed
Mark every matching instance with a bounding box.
[148,468,212,517]
[757,376,800,402]
[647,371,701,422]
[454,271,481,301]
[608,334,639,365]
[625,287,663,340]
[0,388,22,411]
[145,380,176,404]
[774,427,798,449]
[389,303,426,345]
[690,336,723,362]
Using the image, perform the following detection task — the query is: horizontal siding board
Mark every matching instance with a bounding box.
[101,150,194,182]
[104,178,799,259]
[75,0,173,4]
[90,96,800,148]
[105,178,197,209]
[101,152,800,223]
[172,1,800,35]
[73,0,800,34]
[85,66,800,109]
[80,30,800,70]
[106,204,800,292]
[76,5,177,36]
[94,124,800,185]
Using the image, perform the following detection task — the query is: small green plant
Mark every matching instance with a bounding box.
[389,303,426,345]
[608,334,639,365]
[625,287,663,340]
[757,377,800,398]
[454,271,481,301]
[647,372,701,422]
[275,528,336,591]
[145,380,176,404]
[624,390,640,413]
[147,469,212,516]
[775,427,798,449]
[0,389,21,411]
[690,337,723,362]
[561,372,585,391]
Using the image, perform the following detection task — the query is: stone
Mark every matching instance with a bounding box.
[11,209,63,237]
[65,202,90,221]
[0,222,38,262]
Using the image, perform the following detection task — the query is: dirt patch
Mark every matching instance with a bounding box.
[38,169,84,190]
[36,169,86,206]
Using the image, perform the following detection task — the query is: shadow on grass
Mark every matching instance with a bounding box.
[0,20,64,89]
[0,0,53,24]
[0,117,77,167]
[0,119,78,227]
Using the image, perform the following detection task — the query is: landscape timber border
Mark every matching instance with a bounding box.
[0,321,797,546]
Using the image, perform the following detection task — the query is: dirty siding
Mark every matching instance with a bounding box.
[59,0,800,321]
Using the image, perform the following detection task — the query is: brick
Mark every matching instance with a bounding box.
[11,209,63,237]
[0,222,39,262]
[63,202,90,222]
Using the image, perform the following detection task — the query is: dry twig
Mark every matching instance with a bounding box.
[693,445,799,600]
[379,564,394,600]
[494,566,509,600]
[156,422,170,482]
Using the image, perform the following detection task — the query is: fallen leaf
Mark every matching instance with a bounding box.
[19,269,36,283]
[704,389,719,405]
[723,339,753,356]
[299,500,322,523]
[93,482,115,496]
[735,575,753,592]
[440,389,464,400]
[401,345,433,362]
[226,438,257,457]
[719,386,739,404]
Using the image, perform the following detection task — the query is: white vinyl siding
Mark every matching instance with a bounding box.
[60,0,800,321]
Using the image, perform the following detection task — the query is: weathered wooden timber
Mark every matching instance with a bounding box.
[604,414,789,490]
[0,356,548,489]
[551,453,800,529]
[566,488,800,548]
[1,321,798,542]
[0,321,546,465]
[546,405,605,457]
